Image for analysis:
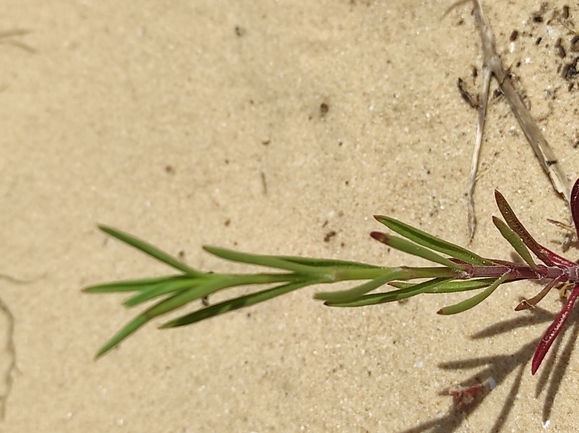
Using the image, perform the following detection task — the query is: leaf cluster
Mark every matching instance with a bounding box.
[85,180,579,375]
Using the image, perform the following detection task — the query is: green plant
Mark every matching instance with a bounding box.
[85,180,579,374]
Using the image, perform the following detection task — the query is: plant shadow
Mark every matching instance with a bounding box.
[398,304,579,432]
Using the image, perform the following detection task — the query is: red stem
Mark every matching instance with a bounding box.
[468,263,564,281]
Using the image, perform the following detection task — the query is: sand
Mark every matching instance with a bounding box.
[2,0,579,431]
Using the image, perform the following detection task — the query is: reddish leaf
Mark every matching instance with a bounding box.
[495,190,575,268]
[531,284,579,374]
[494,190,555,266]
[570,178,579,235]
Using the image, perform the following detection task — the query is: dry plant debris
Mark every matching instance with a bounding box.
[451,1,572,239]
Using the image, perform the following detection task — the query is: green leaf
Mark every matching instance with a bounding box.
[325,278,453,307]
[99,225,201,276]
[203,246,324,274]
[370,232,466,270]
[374,215,494,266]
[315,265,462,303]
[123,277,203,307]
[389,278,496,293]
[437,273,510,315]
[83,276,179,293]
[95,276,242,357]
[95,315,148,358]
[492,216,538,270]
[314,273,403,303]
[275,256,382,269]
[161,281,311,328]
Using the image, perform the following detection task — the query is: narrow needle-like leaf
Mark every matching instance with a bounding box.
[370,231,466,270]
[492,216,538,270]
[204,246,328,274]
[374,215,494,266]
[84,276,180,293]
[531,284,579,374]
[493,192,574,267]
[515,276,563,311]
[437,273,510,315]
[314,272,406,303]
[99,225,201,276]
[325,278,453,307]
[161,281,311,328]
[96,315,148,358]
[123,277,203,307]
[95,275,279,357]
[315,266,460,303]
[275,256,382,269]
[389,278,496,293]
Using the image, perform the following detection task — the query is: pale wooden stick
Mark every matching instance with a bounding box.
[467,63,491,239]
[466,0,570,239]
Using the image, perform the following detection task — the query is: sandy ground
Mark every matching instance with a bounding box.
[2,0,579,431]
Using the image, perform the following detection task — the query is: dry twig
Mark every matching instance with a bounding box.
[463,0,570,239]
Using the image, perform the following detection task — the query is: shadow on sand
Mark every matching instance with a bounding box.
[399,304,579,432]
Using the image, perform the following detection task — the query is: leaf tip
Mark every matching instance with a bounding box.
[514,300,531,311]
[97,224,114,235]
[531,355,541,375]
[95,346,111,360]
[370,231,389,244]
